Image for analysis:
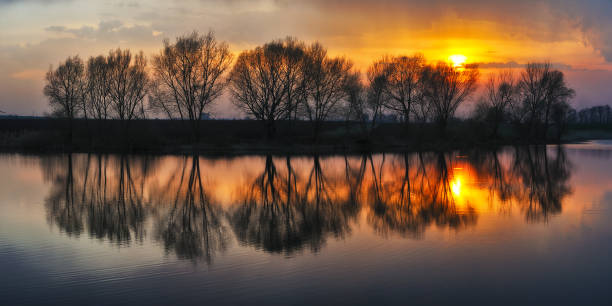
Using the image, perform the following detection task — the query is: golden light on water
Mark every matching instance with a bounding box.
[451,175,462,197]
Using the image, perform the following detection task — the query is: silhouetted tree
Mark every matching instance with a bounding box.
[344,61,388,137]
[43,56,87,142]
[85,55,112,119]
[106,48,148,123]
[279,38,308,121]
[542,70,575,138]
[475,70,518,138]
[230,42,297,138]
[576,105,612,125]
[302,43,352,139]
[421,62,479,134]
[550,102,574,141]
[379,54,426,125]
[517,62,574,139]
[150,31,233,141]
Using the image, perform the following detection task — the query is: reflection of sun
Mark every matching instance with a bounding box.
[449,54,467,68]
[451,175,462,196]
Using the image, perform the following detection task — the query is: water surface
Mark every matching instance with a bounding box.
[1,143,612,305]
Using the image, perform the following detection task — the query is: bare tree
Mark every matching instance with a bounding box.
[302,43,353,139]
[85,55,112,120]
[518,62,550,136]
[150,31,233,141]
[542,70,575,138]
[365,61,389,131]
[106,48,148,123]
[345,61,388,137]
[44,55,87,141]
[344,71,368,134]
[518,63,575,139]
[229,41,297,138]
[421,62,479,134]
[379,54,426,125]
[279,38,308,121]
[475,70,518,137]
[550,102,574,141]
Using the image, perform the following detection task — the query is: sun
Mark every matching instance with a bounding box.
[449,54,467,68]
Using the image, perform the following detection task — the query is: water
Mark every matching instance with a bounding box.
[1,143,611,305]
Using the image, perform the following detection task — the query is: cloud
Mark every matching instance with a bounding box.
[10,69,47,81]
[477,61,573,70]
[44,20,157,45]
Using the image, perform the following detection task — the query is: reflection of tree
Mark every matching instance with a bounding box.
[468,149,513,211]
[366,153,477,239]
[230,155,356,254]
[152,156,228,263]
[468,146,572,222]
[511,146,572,222]
[42,148,574,260]
[44,154,151,243]
[44,154,83,236]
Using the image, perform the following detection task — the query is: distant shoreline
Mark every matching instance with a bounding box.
[1,118,611,155]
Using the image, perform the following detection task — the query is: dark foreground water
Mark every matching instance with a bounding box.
[1,142,612,305]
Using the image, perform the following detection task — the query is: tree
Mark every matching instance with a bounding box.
[85,55,112,119]
[106,48,148,123]
[43,55,87,141]
[421,62,479,134]
[542,70,575,138]
[344,61,388,137]
[518,63,574,139]
[229,41,299,138]
[344,71,369,135]
[475,70,518,137]
[150,31,233,141]
[279,38,308,121]
[550,102,574,141]
[302,42,352,139]
[379,54,426,125]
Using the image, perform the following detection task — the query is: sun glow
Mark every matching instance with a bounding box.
[449,54,467,67]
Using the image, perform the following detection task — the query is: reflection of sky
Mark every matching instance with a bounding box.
[1,0,612,116]
[1,145,612,304]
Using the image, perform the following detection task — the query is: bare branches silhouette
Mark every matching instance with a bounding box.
[150,31,233,141]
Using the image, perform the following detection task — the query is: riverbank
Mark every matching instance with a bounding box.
[1,118,611,155]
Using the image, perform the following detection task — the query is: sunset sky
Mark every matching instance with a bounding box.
[1,0,612,117]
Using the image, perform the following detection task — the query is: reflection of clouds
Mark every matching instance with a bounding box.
[43,148,573,262]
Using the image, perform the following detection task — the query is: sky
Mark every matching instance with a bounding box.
[1,0,612,117]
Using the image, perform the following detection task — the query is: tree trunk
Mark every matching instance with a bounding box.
[265,119,276,140]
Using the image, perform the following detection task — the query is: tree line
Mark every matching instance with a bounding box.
[572,105,612,125]
[44,30,578,143]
